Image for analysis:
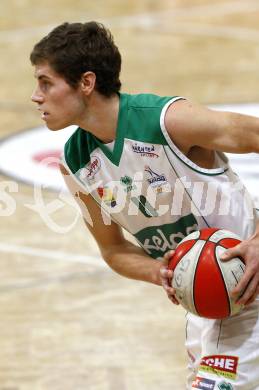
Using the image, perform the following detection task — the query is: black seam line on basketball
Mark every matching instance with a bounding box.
[217,320,223,349]
[231,270,239,285]
[163,145,210,228]
[238,256,245,266]
[214,243,231,317]
[230,263,246,301]
[240,263,245,272]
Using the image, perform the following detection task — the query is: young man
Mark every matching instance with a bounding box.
[30,22,259,389]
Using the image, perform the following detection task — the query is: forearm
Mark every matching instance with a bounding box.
[208,110,259,153]
[101,240,162,286]
[225,112,259,153]
[165,100,259,154]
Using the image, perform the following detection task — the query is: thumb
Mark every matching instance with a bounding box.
[220,246,240,261]
[163,250,175,266]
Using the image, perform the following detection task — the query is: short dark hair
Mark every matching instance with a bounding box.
[30,21,122,97]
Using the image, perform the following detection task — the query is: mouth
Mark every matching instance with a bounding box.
[41,112,49,120]
[38,109,49,120]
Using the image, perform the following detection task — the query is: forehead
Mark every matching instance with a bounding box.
[34,62,62,80]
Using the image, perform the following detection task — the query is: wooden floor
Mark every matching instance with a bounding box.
[1,1,259,389]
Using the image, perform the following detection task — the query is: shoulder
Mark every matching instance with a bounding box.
[121,93,183,144]
[64,127,96,174]
[125,93,176,110]
[163,99,218,154]
[64,127,86,174]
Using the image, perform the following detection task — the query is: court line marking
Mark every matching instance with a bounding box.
[53,283,146,311]
[0,270,102,292]
[0,242,107,267]
[1,0,259,42]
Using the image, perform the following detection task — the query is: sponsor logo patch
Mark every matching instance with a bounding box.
[132,143,159,158]
[120,175,137,193]
[97,186,117,207]
[217,381,234,390]
[134,214,198,258]
[199,355,238,380]
[192,377,215,389]
[81,156,101,181]
[144,165,170,193]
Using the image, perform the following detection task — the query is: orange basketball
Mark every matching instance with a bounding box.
[168,228,245,319]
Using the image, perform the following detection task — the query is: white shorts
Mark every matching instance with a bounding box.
[186,298,259,390]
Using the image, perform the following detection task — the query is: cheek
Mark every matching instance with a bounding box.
[67,96,85,115]
[50,85,84,119]
[63,89,83,106]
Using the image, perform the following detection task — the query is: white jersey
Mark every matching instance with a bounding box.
[62,93,257,260]
[63,93,259,389]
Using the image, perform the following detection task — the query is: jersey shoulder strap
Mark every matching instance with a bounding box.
[125,93,182,144]
[64,127,98,174]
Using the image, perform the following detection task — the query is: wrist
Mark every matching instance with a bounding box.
[150,261,163,286]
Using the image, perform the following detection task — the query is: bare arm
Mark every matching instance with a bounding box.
[165,99,259,154]
[60,163,161,286]
[166,100,259,305]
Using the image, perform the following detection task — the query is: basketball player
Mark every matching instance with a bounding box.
[30,22,259,389]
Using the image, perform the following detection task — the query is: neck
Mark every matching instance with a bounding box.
[77,92,120,143]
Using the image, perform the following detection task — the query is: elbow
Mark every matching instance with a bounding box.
[100,245,120,271]
[247,138,259,154]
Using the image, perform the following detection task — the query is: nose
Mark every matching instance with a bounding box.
[31,87,44,103]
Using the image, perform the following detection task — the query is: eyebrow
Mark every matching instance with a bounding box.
[35,74,52,81]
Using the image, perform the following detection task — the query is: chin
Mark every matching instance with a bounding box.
[46,123,66,131]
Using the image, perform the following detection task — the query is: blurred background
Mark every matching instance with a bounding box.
[0,1,259,389]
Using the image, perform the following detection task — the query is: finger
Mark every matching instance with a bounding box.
[236,276,259,305]
[244,292,257,306]
[230,269,255,298]
[166,250,175,258]
[162,284,179,305]
[245,285,259,306]
[161,279,169,291]
[161,277,174,292]
[166,286,176,296]
[220,246,242,261]
[161,277,176,294]
[162,250,175,266]
[166,287,179,304]
[160,267,173,280]
[169,295,180,305]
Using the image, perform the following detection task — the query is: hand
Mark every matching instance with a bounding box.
[221,233,259,305]
[159,250,179,305]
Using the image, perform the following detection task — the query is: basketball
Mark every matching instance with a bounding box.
[168,228,245,319]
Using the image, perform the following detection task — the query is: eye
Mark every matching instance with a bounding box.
[40,79,51,92]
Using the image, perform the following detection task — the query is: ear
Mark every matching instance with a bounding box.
[80,71,96,95]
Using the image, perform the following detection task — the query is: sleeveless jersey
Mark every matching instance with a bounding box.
[62,93,257,260]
